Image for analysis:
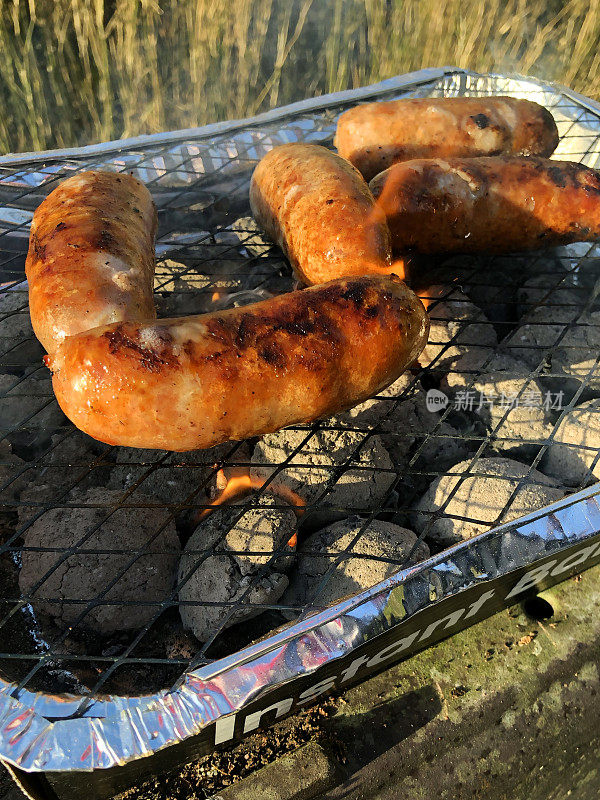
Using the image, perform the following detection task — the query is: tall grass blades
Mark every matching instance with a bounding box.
[0,0,598,153]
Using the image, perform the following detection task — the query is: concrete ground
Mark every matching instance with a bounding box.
[3,565,600,800]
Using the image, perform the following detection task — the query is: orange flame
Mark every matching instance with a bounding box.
[360,168,409,283]
[417,289,432,310]
[196,467,304,548]
[211,290,223,303]
[390,257,407,282]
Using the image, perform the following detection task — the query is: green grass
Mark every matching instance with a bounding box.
[0,0,599,153]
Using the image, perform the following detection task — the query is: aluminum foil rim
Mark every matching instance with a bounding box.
[2,482,600,772]
[0,66,584,167]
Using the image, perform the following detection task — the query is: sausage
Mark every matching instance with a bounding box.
[26,171,157,354]
[335,97,559,181]
[250,143,394,285]
[369,156,600,255]
[46,276,429,451]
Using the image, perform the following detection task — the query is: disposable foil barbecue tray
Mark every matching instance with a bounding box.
[2,66,600,800]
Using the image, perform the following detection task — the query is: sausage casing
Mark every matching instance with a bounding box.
[47,276,429,451]
[250,143,393,285]
[369,156,600,255]
[335,97,559,181]
[26,171,157,353]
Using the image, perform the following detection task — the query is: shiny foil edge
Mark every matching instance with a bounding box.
[2,482,600,772]
[0,68,449,166]
[0,67,598,771]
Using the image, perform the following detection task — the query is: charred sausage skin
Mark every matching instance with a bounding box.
[26,171,157,354]
[335,97,559,181]
[47,276,429,451]
[370,156,600,255]
[250,143,393,285]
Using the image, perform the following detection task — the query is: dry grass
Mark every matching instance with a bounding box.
[0,0,599,153]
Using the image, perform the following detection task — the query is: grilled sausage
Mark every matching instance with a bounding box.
[335,97,559,181]
[46,276,429,451]
[250,143,394,285]
[369,156,600,255]
[26,171,157,354]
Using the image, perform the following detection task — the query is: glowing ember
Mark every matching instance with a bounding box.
[287,532,298,549]
[196,467,304,548]
[211,290,223,303]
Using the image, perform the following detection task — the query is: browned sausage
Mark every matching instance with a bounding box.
[46,276,429,451]
[250,143,395,285]
[369,156,600,255]
[335,97,559,181]
[26,171,157,354]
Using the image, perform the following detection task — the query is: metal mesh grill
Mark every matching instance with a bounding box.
[1,70,600,716]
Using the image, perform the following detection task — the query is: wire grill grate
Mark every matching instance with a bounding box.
[0,70,600,721]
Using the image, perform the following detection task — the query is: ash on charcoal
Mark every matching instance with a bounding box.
[415,419,473,469]
[332,373,422,426]
[438,254,520,326]
[251,427,395,529]
[442,353,553,458]
[0,372,65,447]
[178,495,296,642]
[545,313,600,400]
[25,431,113,502]
[18,487,180,634]
[412,457,566,546]
[228,216,273,257]
[106,443,244,506]
[440,343,497,392]
[332,373,471,468]
[0,439,26,502]
[332,374,425,457]
[281,517,429,613]
[0,288,33,342]
[504,272,600,397]
[38,430,109,467]
[0,286,46,369]
[18,482,64,517]
[418,284,497,375]
[502,308,563,370]
[516,273,586,321]
[154,258,212,291]
[543,399,600,486]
